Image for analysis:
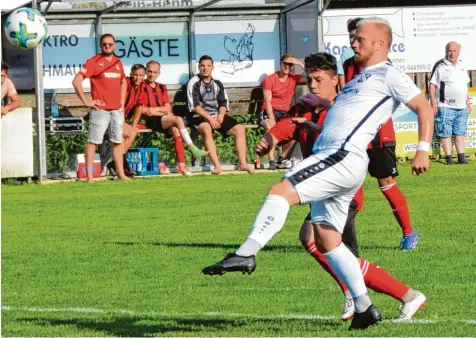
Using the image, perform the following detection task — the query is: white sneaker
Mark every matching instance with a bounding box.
[395,291,427,322]
[291,157,302,167]
[277,159,292,169]
[342,296,355,322]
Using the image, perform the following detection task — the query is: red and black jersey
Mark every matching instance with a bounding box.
[138,82,170,108]
[343,57,396,148]
[269,103,364,210]
[124,78,144,118]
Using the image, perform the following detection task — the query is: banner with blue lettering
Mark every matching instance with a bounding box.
[195,19,280,84]
[42,24,96,90]
[103,22,189,85]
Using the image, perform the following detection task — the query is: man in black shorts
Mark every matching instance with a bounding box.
[132,60,207,176]
[186,55,252,174]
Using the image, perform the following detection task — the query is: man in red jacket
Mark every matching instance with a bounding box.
[341,19,419,251]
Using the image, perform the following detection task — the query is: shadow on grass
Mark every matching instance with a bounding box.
[110,241,398,252]
[19,314,342,337]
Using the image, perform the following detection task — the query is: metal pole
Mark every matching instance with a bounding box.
[95,15,102,54]
[33,0,47,181]
[316,0,324,52]
[188,13,195,77]
[279,12,287,56]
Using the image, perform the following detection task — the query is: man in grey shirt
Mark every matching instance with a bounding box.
[187,55,252,174]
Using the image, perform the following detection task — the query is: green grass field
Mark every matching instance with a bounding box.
[2,161,476,337]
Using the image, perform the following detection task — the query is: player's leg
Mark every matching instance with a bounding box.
[310,191,380,329]
[435,107,454,164]
[453,108,469,164]
[223,115,253,172]
[122,123,138,177]
[109,110,131,181]
[357,257,426,321]
[195,117,221,174]
[162,115,208,158]
[167,126,192,176]
[258,110,276,166]
[203,152,343,275]
[368,147,418,250]
[299,214,354,322]
[86,109,111,183]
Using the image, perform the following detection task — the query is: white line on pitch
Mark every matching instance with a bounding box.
[2,306,475,325]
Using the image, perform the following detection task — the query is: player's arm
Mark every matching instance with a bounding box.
[263,88,275,127]
[291,118,323,133]
[72,61,99,109]
[428,84,438,115]
[406,93,434,176]
[428,66,440,115]
[1,93,21,115]
[148,104,171,116]
[216,82,228,124]
[120,77,127,112]
[256,116,295,156]
[131,105,144,128]
[386,67,433,176]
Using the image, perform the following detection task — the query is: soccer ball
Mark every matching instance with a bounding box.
[4,7,48,50]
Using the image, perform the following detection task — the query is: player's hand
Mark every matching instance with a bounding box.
[411,150,429,176]
[208,117,221,129]
[1,106,8,115]
[216,114,225,124]
[301,93,331,109]
[255,134,272,156]
[144,107,155,117]
[86,99,104,110]
[430,102,438,116]
[266,118,276,130]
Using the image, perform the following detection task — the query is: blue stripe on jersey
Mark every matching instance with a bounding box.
[340,95,392,150]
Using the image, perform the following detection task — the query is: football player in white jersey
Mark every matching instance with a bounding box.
[203,18,434,330]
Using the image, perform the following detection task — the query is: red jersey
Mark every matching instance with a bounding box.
[261,72,301,112]
[343,57,396,148]
[124,78,144,118]
[80,54,126,110]
[138,82,170,108]
[269,103,364,210]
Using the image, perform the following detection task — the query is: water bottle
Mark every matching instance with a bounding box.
[51,91,59,118]
[137,152,142,172]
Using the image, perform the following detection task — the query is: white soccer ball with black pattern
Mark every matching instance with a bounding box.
[4,7,48,50]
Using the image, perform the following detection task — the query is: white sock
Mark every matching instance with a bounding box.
[180,128,193,146]
[324,243,371,312]
[235,195,290,257]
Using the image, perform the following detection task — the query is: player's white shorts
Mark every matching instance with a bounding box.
[284,149,368,233]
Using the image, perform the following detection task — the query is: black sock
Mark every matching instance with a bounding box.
[458,153,466,163]
[277,156,285,163]
[446,155,453,163]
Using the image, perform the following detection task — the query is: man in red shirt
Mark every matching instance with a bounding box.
[118,63,146,176]
[73,33,130,182]
[254,52,426,323]
[132,60,207,176]
[259,53,304,169]
[342,23,419,251]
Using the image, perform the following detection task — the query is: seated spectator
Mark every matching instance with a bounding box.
[259,53,304,169]
[1,61,21,116]
[121,63,146,176]
[132,60,207,176]
[187,55,252,174]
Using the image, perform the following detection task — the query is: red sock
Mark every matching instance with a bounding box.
[380,183,413,236]
[173,136,186,164]
[304,242,348,293]
[360,259,409,301]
